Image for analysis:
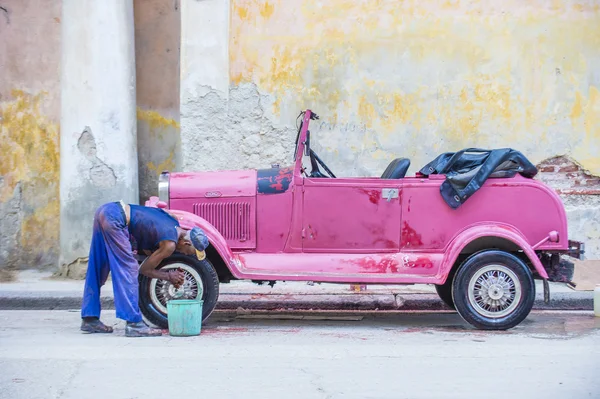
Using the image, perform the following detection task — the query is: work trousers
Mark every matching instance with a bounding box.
[81,202,142,323]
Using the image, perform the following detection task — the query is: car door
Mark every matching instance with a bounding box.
[302,177,402,253]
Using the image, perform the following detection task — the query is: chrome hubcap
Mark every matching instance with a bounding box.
[467,265,521,318]
[149,263,203,315]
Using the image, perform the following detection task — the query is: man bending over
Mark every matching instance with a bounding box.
[80,200,209,337]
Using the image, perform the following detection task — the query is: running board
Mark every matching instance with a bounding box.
[229,252,444,284]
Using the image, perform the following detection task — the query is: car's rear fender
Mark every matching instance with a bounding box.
[439,223,549,284]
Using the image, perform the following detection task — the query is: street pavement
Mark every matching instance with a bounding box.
[0,270,594,312]
[0,309,599,399]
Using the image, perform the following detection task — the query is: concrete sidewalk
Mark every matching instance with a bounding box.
[0,270,594,312]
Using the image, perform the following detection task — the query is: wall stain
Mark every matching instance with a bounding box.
[136,107,180,131]
[259,1,274,19]
[0,90,59,260]
[147,150,176,176]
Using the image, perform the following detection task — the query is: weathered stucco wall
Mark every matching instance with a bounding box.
[228,0,600,176]
[0,0,183,275]
[181,0,293,174]
[181,0,600,258]
[134,0,181,204]
[0,1,62,275]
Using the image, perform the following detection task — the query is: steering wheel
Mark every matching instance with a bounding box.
[309,149,336,178]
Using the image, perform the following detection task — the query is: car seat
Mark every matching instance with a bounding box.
[381,158,411,179]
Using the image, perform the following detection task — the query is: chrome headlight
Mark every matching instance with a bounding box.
[158,171,170,206]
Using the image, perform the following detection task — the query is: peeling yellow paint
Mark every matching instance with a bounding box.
[136,108,180,130]
[147,151,176,176]
[0,90,59,200]
[0,89,60,253]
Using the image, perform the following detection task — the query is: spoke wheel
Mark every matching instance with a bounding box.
[467,265,521,318]
[139,254,220,329]
[452,250,535,330]
[149,263,204,315]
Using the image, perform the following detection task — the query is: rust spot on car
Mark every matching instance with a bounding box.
[358,189,381,205]
[401,221,424,248]
[257,166,293,194]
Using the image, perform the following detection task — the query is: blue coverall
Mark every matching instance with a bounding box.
[81,202,180,322]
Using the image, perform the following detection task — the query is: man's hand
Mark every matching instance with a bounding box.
[167,269,185,288]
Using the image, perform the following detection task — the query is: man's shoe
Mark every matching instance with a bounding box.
[125,321,162,337]
[81,318,114,334]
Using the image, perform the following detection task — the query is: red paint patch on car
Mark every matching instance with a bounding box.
[355,256,399,273]
[412,257,434,268]
[257,167,293,194]
[358,189,381,205]
[270,182,284,191]
[401,221,423,247]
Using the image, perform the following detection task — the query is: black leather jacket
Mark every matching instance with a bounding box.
[418,148,538,209]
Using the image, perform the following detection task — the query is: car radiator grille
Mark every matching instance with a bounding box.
[192,201,252,242]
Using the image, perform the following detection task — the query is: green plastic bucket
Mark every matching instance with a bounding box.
[166,299,203,336]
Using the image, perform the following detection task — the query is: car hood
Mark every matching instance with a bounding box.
[169,169,257,198]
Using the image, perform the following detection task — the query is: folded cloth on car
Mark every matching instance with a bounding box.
[419,148,538,209]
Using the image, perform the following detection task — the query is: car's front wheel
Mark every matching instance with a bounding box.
[451,250,535,330]
[138,254,220,329]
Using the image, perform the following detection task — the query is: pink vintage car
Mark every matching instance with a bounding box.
[141,109,583,330]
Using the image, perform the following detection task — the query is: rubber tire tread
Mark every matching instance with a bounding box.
[451,250,535,330]
[435,282,455,310]
[139,254,220,329]
[435,264,459,310]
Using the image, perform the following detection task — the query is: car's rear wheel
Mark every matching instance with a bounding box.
[139,254,220,329]
[435,264,459,310]
[435,282,455,309]
[451,250,535,330]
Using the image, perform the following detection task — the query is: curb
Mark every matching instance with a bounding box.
[0,293,592,311]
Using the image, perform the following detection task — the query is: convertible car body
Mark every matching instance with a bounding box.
[141,109,583,330]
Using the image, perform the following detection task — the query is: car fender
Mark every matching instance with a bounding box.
[439,223,549,283]
[145,196,242,278]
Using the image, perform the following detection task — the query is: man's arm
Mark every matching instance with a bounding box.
[139,240,176,281]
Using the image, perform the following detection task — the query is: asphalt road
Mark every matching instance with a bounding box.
[1,310,599,399]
